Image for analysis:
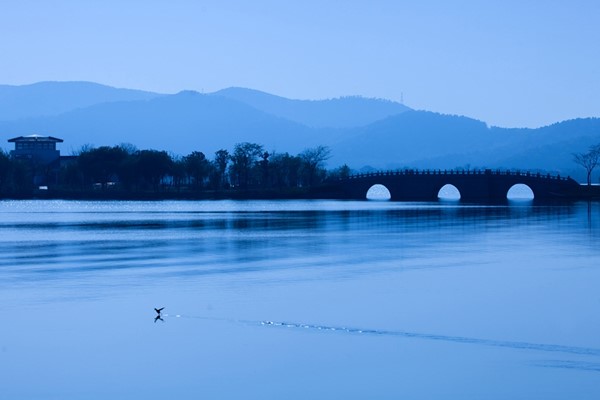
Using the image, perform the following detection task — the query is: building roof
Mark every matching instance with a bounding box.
[8,135,64,143]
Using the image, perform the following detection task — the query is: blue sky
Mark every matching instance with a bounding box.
[1,0,598,128]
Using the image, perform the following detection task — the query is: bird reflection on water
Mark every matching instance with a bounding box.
[154,307,165,323]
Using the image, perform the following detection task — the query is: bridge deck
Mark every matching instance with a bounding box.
[321,168,581,202]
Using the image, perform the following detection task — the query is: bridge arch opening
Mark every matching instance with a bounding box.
[366,184,391,201]
[437,184,461,201]
[507,184,534,200]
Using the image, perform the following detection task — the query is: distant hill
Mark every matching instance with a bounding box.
[1,81,599,183]
[487,119,600,177]
[0,91,321,155]
[330,111,498,167]
[0,81,161,121]
[213,87,410,128]
[330,113,600,181]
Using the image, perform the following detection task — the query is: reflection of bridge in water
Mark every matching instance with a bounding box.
[320,169,581,202]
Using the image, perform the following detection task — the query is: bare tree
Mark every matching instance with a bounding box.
[300,145,331,187]
[573,144,600,185]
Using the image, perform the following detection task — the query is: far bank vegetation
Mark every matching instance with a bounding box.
[0,142,351,197]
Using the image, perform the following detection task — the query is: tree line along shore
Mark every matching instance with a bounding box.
[0,142,349,199]
[2,140,600,201]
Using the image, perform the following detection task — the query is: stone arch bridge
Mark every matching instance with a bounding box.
[319,169,580,202]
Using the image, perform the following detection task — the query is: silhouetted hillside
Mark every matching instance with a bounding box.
[332,114,600,181]
[213,87,410,128]
[330,111,497,167]
[0,81,161,121]
[331,111,600,177]
[0,91,321,155]
[1,81,599,183]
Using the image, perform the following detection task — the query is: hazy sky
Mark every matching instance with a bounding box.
[1,0,598,127]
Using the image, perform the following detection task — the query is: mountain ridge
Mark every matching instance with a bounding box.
[213,86,410,128]
[0,81,162,121]
[0,90,321,155]
[1,81,599,182]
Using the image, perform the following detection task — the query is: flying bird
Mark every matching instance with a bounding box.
[155,307,164,316]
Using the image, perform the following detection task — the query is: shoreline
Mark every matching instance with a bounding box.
[2,190,600,203]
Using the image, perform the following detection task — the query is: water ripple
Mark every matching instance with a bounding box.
[158,314,600,360]
[165,313,600,357]
[534,360,600,372]
[255,320,600,356]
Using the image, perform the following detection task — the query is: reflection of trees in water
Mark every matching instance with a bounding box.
[1,202,599,288]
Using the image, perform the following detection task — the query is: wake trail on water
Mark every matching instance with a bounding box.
[160,313,600,357]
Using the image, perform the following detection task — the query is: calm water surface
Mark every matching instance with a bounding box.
[1,200,599,399]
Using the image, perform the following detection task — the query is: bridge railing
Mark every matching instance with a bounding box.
[342,168,570,181]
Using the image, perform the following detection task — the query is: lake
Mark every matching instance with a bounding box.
[1,199,599,399]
